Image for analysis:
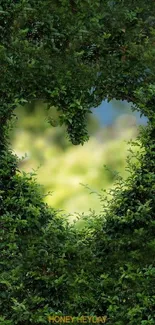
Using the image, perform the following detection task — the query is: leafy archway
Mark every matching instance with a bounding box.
[0,1,155,324]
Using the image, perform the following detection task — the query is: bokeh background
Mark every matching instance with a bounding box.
[11,100,148,221]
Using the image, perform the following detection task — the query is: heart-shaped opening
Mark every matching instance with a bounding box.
[11,99,148,223]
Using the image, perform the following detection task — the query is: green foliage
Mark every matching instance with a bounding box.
[0,149,83,324]
[0,0,155,324]
[88,125,155,324]
[0,0,154,143]
[66,125,155,323]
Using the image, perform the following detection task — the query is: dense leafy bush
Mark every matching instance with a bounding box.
[0,0,155,324]
[0,148,74,324]
[76,124,155,324]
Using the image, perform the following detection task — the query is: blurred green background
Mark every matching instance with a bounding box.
[11,100,147,221]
